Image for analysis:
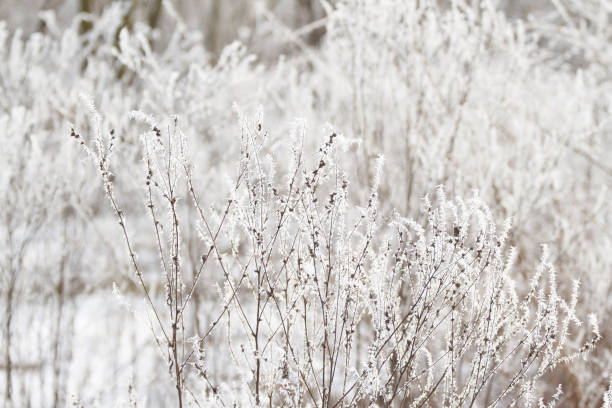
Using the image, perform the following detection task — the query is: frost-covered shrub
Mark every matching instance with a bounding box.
[74,110,601,406]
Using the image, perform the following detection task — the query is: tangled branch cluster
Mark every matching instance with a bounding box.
[74,109,601,407]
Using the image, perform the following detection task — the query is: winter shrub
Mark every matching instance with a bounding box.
[72,109,600,406]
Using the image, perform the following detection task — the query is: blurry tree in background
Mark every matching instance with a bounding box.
[0,0,328,59]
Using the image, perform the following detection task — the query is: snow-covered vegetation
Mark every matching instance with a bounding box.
[1,0,611,407]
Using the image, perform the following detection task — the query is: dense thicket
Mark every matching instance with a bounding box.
[1,1,611,407]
